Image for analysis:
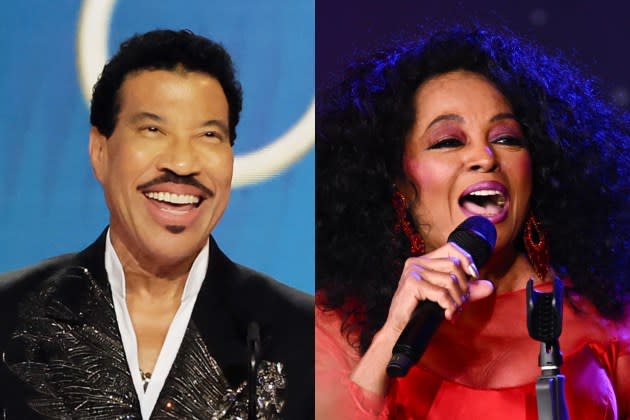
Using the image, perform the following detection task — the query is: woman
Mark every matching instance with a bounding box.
[316,26,630,419]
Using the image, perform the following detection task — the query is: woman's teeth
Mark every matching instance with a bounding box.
[466,189,506,207]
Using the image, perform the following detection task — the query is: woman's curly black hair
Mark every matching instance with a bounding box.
[316,26,630,353]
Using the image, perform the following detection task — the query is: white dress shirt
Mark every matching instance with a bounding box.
[104,230,209,419]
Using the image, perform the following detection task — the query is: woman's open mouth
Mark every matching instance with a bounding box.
[458,181,509,223]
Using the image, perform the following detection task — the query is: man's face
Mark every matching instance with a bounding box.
[90,69,233,269]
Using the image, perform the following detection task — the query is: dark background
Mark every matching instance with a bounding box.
[316,0,630,109]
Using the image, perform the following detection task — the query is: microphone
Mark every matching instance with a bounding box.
[386,216,497,377]
[247,321,261,420]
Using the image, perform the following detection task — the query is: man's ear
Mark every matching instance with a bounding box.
[89,127,107,184]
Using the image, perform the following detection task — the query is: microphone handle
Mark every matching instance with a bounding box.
[386,300,444,377]
[247,322,261,420]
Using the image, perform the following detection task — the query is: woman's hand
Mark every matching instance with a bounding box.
[383,242,495,336]
[349,242,494,396]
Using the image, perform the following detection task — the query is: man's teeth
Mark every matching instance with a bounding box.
[468,189,506,206]
[145,191,200,204]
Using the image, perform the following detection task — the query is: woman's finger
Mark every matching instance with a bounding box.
[468,279,495,301]
[408,256,469,295]
[418,242,479,279]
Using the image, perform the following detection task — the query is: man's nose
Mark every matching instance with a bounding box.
[157,137,201,176]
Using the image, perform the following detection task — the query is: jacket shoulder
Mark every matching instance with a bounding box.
[232,262,314,318]
[0,254,77,352]
[0,254,76,298]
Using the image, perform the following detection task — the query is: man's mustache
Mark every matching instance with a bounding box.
[136,171,213,197]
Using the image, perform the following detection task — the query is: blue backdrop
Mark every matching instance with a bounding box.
[0,0,314,293]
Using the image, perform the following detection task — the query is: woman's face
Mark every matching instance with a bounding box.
[401,70,532,254]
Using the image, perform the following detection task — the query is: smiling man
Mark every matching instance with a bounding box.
[0,30,313,419]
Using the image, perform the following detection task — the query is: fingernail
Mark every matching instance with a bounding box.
[449,273,458,283]
[467,263,479,279]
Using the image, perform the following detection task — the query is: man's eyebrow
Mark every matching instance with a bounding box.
[129,111,163,124]
[128,113,229,135]
[201,119,230,135]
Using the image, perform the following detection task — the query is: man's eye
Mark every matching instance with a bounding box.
[141,126,160,133]
[492,136,525,147]
[203,131,225,142]
[428,138,464,149]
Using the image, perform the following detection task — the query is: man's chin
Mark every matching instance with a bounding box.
[134,226,208,260]
[165,225,186,234]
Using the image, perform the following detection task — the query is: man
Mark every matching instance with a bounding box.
[0,30,313,419]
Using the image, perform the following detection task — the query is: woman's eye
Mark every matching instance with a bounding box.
[492,136,525,147]
[428,137,464,149]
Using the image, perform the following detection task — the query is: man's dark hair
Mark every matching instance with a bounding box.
[90,29,243,144]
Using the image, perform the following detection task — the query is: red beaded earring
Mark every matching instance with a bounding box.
[392,190,425,256]
[524,211,550,281]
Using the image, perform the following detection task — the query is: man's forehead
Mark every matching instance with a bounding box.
[116,68,227,111]
[113,69,229,135]
[120,67,221,91]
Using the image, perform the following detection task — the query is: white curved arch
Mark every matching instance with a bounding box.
[77,0,115,106]
[233,99,314,187]
[76,0,314,188]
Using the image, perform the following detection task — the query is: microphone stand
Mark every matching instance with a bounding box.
[247,321,261,420]
[526,277,569,420]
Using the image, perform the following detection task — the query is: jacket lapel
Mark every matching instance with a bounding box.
[189,237,250,386]
[154,237,287,418]
[6,230,141,418]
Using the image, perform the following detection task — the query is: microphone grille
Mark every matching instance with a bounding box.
[447,216,497,267]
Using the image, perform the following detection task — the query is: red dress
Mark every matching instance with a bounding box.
[316,283,630,419]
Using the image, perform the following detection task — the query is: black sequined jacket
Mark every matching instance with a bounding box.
[0,230,314,419]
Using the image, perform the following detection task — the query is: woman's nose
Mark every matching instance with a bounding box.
[467,143,498,173]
